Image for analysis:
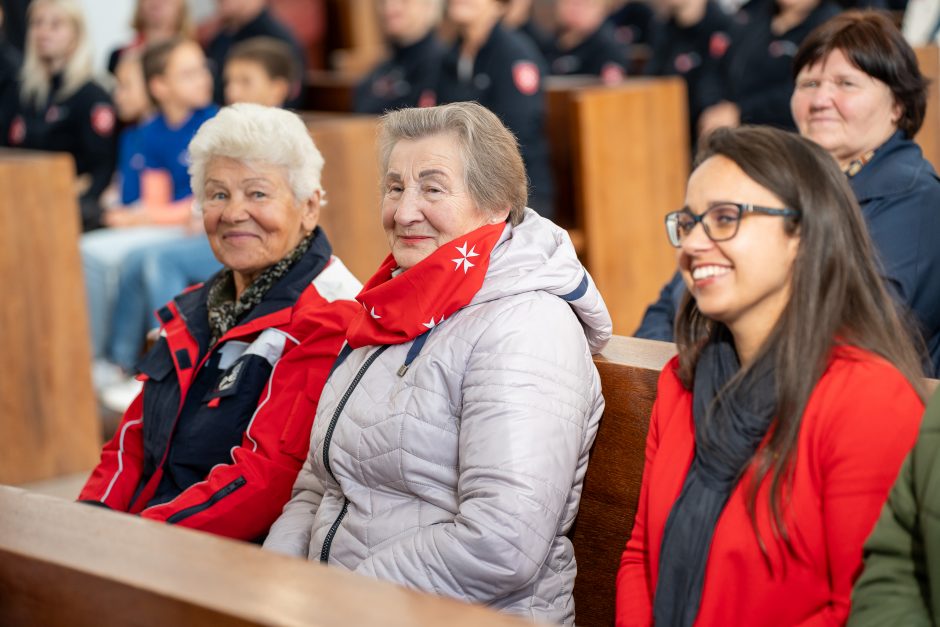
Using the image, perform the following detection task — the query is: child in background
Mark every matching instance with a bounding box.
[84,37,216,392]
[223,37,297,108]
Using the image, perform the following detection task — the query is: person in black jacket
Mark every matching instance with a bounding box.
[697,0,840,136]
[645,0,737,142]
[433,0,554,219]
[2,0,115,231]
[206,0,305,107]
[353,0,444,114]
[547,0,629,83]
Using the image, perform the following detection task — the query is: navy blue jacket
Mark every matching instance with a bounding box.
[353,32,443,114]
[635,132,940,375]
[719,0,840,129]
[433,23,554,219]
[547,22,629,81]
[645,1,737,139]
[206,8,305,108]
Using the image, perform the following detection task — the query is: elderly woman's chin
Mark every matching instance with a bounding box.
[390,237,438,270]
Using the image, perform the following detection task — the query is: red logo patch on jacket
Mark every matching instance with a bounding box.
[512,61,540,96]
[8,116,24,145]
[709,32,731,59]
[600,62,625,85]
[418,89,436,108]
[91,104,115,137]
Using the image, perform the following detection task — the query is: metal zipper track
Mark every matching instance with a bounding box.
[319,345,389,563]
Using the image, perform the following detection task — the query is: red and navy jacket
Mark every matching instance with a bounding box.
[79,229,361,541]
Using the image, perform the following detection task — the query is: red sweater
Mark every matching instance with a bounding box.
[616,346,924,626]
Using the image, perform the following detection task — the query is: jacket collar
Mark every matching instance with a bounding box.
[172,227,334,348]
[848,131,934,203]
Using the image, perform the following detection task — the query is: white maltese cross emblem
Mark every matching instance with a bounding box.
[452,242,480,274]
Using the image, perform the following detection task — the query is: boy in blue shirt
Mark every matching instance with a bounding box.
[84,37,218,391]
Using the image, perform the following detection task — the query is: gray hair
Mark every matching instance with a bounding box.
[188,103,325,211]
[378,102,527,225]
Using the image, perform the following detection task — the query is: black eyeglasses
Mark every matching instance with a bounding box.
[664,202,801,247]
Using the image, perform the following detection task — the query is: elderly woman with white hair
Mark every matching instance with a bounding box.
[79,103,362,541]
[264,102,612,624]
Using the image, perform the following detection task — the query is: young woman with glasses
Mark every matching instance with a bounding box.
[615,125,928,627]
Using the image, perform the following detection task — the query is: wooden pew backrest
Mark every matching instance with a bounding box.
[915,45,940,173]
[302,113,387,282]
[0,486,544,627]
[0,150,100,484]
[567,78,690,335]
[572,336,677,625]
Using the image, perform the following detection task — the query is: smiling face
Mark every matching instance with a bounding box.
[791,48,901,167]
[381,133,503,270]
[202,156,320,295]
[679,155,800,341]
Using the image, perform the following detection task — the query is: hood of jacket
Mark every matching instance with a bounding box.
[472,208,612,354]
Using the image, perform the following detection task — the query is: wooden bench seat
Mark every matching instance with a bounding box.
[0,486,542,627]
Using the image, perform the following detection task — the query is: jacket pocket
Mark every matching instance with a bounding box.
[279,368,321,462]
[165,476,247,524]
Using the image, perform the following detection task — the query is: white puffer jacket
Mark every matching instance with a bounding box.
[264,210,612,624]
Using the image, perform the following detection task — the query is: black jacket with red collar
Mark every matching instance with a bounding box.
[80,229,361,540]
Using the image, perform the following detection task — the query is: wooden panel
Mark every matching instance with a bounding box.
[573,78,690,335]
[304,70,359,112]
[324,0,383,74]
[571,336,676,626]
[303,113,387,282]
[546,75,602,232]
[0,486,542,627]
[0,150,100,484]
[915,45,940,173]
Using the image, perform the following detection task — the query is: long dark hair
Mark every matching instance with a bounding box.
[674,126,927,554]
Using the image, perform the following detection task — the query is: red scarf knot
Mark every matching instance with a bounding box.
[346,222,506,348]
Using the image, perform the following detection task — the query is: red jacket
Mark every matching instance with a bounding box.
[80,238,360,541]
[617,346,924,626]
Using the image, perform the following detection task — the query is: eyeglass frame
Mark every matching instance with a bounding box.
[664,202,802,248]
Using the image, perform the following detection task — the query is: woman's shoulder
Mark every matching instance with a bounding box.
[806,346,923,430]
[821,345,918,392]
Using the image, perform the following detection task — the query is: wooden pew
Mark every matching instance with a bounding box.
[572,336,676,626]
[302,113,388,281]
[0,486,541,627]
[547,78,690,335]
[914,45,940,173]
[0,150,100,485]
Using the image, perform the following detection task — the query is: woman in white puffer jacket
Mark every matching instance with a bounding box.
[264,102,612,625]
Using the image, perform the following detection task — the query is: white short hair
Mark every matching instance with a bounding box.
[188,103,325,211]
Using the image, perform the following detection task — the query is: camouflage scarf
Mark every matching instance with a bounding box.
[206,233,313,345]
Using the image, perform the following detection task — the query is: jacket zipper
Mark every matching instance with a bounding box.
[319,498,349,563]
[319,345,389,563]
[166,476,247,524]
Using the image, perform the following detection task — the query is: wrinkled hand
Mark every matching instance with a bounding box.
[698,101,741,140]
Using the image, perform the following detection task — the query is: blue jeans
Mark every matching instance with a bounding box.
[108,235,221,370]
[81,226,187,359]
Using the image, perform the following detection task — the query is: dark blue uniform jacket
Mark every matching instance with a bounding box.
[353,32,444,114]
[434,23,554,219]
